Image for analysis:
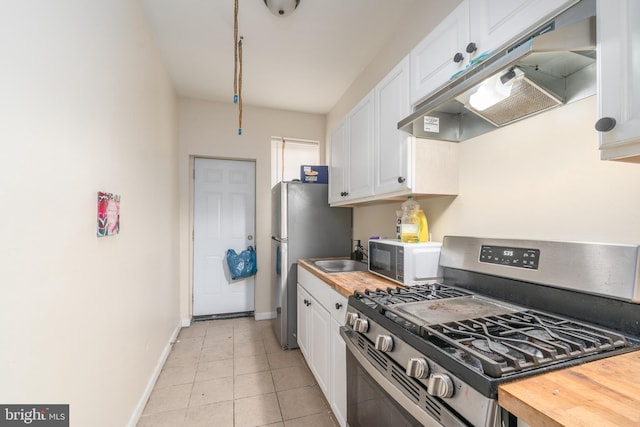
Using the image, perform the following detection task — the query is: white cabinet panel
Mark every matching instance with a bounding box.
[328,120,347,203]
[375,56,411,195]
[346,92,375,200]
[597,0,640,162]
[410,1,470,106]
[470,0,576,55]
[297,266,348,426]
[296,284,311,359]
[330,318,347,427]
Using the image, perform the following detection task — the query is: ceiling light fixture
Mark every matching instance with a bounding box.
[264,0,300,17]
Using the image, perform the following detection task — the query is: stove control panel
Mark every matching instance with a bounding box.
[479,245,540,269]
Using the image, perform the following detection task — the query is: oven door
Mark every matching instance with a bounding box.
[341,328,442,427]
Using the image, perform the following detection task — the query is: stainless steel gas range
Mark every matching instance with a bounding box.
[341,236,640,427]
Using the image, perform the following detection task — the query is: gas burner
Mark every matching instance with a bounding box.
[425,310,630,378]
[358,284,472,306]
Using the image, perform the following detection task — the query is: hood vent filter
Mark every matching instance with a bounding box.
[467,76,563,126]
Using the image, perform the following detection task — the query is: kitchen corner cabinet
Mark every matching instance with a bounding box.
[410,0,576,106]
[597,0,640,162]
[328,92,374,205]
[297,267,348,427]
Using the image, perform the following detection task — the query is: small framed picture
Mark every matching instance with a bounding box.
[97,192,120,237]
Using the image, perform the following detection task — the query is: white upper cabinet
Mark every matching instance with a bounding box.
[329,92,375,205]
[375,56,411,195]
[347,92,375,200]
[328,120,347,204]
[410,1,470,106]
[597,0,640,162]
[470,0,577,56]
[410,0,576,106]
[330,55,459,206]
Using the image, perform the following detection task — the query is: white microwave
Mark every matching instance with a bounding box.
[368,239,442,286]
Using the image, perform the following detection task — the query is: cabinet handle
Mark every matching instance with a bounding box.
[595,117,616,132]
[466,42,477,54]
[397,176,405,184]
[453,52,464,63]
[335,302,343,310]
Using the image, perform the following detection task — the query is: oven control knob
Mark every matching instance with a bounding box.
[406,358,429,379]
[353,318,369,333]
[427,373,454,398]
[375,335,394,352]
[345,312,359,326]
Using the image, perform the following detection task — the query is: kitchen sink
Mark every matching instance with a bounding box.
[311,259,368,273]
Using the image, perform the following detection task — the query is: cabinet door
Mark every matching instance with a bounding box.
[328,120,348,203]
[346,92,374,201]
[374,56,411,196]
[310,299,331,397]
[330,318,347,427]
[470,0,576,55]
[410,1,469,106]
[296,284,310,359]
[597,0,640,162]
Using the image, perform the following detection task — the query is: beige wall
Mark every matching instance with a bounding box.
[0,2,179,426]
[177,99,326,320]
[353,97,640,246]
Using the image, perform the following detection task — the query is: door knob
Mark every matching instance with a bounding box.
[466,42,477,53]
[453,52,464,63]
[397,177,406,183]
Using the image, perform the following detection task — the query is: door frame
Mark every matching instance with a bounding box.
[188,156,257,320]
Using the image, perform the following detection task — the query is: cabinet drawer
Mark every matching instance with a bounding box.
[298,266,333,309]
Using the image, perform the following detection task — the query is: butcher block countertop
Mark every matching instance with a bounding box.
[499,350,640,426]
[297,258,403,298]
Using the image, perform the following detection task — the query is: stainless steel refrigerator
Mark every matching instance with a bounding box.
[271,182,352,349]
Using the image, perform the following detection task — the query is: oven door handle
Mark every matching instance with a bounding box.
[340,327,446,427]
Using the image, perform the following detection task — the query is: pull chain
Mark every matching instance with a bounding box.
[238,36,243,135]
[233,0,239,104]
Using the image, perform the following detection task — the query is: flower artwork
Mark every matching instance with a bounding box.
[97,192,120,237]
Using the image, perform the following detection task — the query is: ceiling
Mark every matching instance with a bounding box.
[141,0,418,114]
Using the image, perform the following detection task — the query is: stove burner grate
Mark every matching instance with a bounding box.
[424,310,629,378]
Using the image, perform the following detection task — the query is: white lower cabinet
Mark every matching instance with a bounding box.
[297,266,347,427]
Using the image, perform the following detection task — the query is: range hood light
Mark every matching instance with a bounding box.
[469,68,523,111]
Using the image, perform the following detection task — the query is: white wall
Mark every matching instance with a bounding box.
[353,97,640,246]
[177,99,326,320]
[0,2,179,426]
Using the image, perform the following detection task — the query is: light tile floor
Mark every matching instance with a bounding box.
[137,317,338,427]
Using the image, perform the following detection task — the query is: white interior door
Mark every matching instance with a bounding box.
[193,158,256,316]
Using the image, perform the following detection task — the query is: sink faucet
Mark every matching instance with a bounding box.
[351,240,367,262]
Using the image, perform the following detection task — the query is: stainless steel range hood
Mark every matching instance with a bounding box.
[398,0,596,142]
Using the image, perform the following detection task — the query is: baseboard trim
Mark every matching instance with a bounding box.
[181,318,191,327]
[255,311,276,321]
[127,321,181,427]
